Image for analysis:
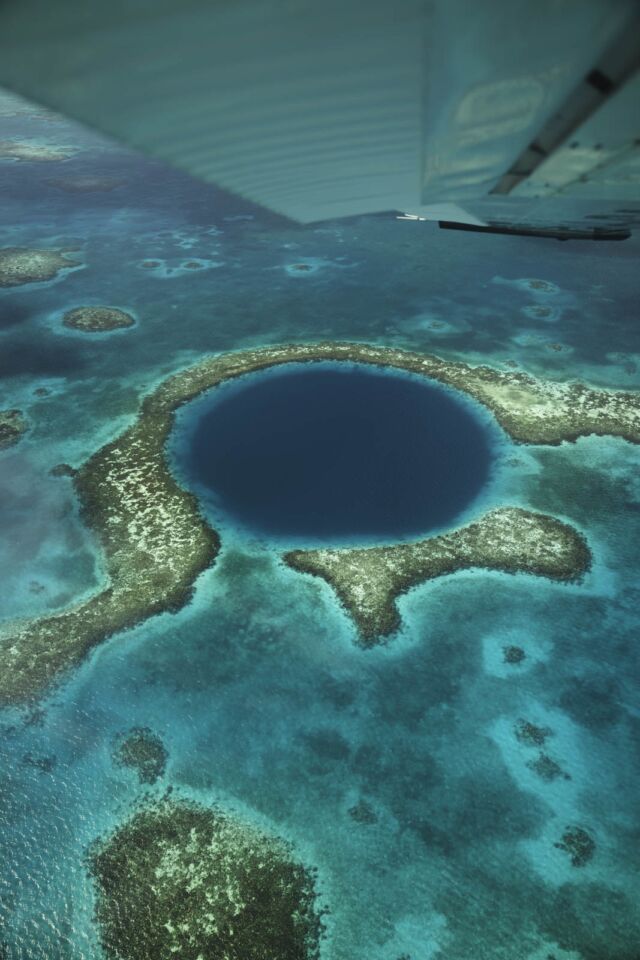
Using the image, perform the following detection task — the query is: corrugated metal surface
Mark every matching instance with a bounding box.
[0,0,637,225]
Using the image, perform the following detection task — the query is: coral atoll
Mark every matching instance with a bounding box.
[62,306,135,333]
[88,797,323,960]
[1,340,632,704]
[0,246,80,287]
[112,727,168,785]
[285,507,591,642]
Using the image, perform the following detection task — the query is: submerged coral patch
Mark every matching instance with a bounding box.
[527,752,570,782]
[503,645,526,665]
[45,175,125,192]
[514,720,551,747]
[88,798,323,960]
[526,279,559,294]
[135,257,220,277]
[285,259,327,277]
[0,139,74,162]
[554,826,595,867]
[0,409,28,449]
[112,727,168,784]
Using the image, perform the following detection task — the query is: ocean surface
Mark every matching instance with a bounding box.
[0,90,639,959]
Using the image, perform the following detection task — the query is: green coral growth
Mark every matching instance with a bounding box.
[88,798,324,960]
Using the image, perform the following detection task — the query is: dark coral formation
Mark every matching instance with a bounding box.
[21,753,56,774]
[554,826,595,867]
[50,463,77,478]
[0,409,27,449]
[1,340,630,704]
[514,720,551,746]
[0,246,80,287]
[22,707,46,728]
[284,507,591,642]
[503,645,526,665]
[62,306,135,333]
[88,798,323,960]
[112,727,168,785]
[526,753,571,782]
[348,799,378,825]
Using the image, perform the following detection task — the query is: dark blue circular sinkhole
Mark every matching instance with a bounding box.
[177,363,495,543]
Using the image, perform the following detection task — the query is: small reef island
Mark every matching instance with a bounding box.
[0,408,28,449]
[285,507,590,642]
[0,246,81,287]
[88,797,323,960]
[1,341,639,706]
[62,306,135,333]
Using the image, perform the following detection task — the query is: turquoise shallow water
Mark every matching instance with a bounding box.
[0,94,639,959]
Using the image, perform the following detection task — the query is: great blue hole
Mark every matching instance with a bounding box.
[173,363,496,544]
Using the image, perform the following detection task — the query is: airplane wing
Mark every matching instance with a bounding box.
[0,0,638,231]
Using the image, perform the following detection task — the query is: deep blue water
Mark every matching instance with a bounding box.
[180,365,494,542]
